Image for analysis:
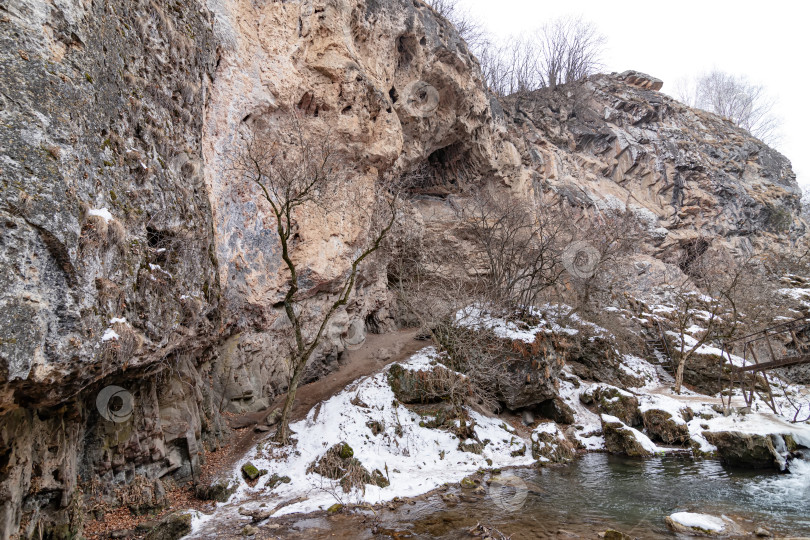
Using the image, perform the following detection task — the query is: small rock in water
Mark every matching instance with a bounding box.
[754,527,773,537]
[665,512,743,536]
[603,530,632,540]
[460,476,478,489]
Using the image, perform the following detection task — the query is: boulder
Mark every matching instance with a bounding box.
[581,385,641,427]
[641,409,690,445]
[618,70,664,91]
[665,512,743,536]
[241,462,263,481]
[601,415,656,457]
[531,423,576,463]
[143,513,192,540]
[603,531,633,540]
[195,479,237,503]
[702,431,789,470]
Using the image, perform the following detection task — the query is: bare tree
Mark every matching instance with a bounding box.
[675,70,781,145]
[565,206,645,315]
[231,112,398,443]
[534,16,606,90]
[666,249,760,394]
[477,16,606,96]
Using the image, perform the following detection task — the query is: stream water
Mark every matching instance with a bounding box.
[278,454,810,539]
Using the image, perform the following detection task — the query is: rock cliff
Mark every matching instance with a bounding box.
[0,0,803,537]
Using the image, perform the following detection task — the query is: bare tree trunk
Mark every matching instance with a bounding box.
[274,355,309,443]
[674,356,686,395]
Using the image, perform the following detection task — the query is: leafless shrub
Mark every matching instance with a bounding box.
[80,215,109,250]
[425,0,488,52]
[457,187,566,315]
[563,206,646,315]
[664,248,770,394]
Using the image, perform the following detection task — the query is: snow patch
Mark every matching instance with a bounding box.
[87,208,113,223]
[101,328,120,342]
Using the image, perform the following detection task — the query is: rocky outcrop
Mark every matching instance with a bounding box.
[531,422,576,463]
[536,397,576,424]
[0,0,504,534]
[642,408,691,445]
[502,72,803,266]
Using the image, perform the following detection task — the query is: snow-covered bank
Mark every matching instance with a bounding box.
[187,349,539,537]
[185,303,810,537]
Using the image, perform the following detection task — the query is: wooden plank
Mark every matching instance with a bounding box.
[733,354,810,372]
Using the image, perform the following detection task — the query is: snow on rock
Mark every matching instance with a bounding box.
[778,287,810,302]
[557,369,605,451]
[666,512,726,533]
[690,410,810,447]
[203,349,535,528]
[101,328,120,342]
[620,354,662,389]
[530,422,574,463]
[601,414,661,456]
[454,304,606,343]
[87,207,114,222]
[638,394,690,423]
[455,306,551,342]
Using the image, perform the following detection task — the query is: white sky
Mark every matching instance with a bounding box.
[458,0,810,189]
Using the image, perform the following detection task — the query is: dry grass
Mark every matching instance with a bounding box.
[108,219,127,248]
[80,214,109,249]
[101,322,143,367]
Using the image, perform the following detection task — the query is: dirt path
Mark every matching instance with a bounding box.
[202,328,424,483]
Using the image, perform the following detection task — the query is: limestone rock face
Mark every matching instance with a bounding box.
[0,0,507,534]
[502,74,803,263]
